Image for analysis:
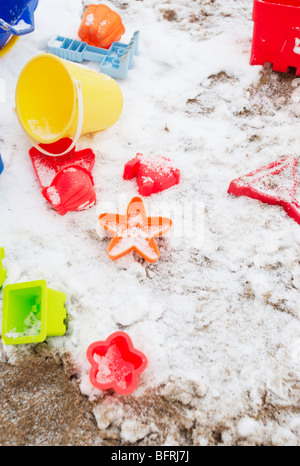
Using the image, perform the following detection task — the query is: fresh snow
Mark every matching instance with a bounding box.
[0,0,300,445]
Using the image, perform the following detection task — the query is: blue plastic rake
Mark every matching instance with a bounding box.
[47,31,140,80]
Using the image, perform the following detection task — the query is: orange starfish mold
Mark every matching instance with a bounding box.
[98,197,172,263]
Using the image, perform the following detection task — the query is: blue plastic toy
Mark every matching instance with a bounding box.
[47,31,140,80]
[0,154,3,175]
[0,0,39,56]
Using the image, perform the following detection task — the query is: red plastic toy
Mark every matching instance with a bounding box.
[29,138,95,188]
[250,0,300,74]
[99,196,173,263]
[123,153,180,197]
[228,156,300,225]
[42,165,96,216]
[29,138,96,215]
[87,332,148,395]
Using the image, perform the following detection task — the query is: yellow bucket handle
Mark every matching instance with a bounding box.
[29,80,84,157]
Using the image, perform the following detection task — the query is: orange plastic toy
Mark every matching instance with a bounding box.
[78,4,125,49]
[99,197,172,263]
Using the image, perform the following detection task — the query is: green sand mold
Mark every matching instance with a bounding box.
[0,248,6,288]
[2,280,67,345]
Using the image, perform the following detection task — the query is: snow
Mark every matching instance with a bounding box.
[13,20,31,32]
[0,0,300,445]
[85,14,95,27]
[45,186,60,206]
[237,417,262,438]
[6,309,41,339]
[48,37,63,49]
[294,38,300,56]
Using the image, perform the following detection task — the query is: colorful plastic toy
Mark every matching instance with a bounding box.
[0,154,3,175]
[29,139,96,215]
[16,54,123,155]
[0,248,6,288]
[99,196,172,263]
[42,165,96,216]
[123,153,181,196]
[78,4,125,50]
[2,280,67,345]
[0,0,39,58]
[228,156,300,225]
[29,138,96,187]
[250,0,300,74]
[87,332,147,395]
[48,31,140,80]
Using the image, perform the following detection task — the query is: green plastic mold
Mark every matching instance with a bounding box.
[0,248,6,288]
[2,280,67,345]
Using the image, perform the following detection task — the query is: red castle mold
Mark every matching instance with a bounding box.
[123,153,180,196]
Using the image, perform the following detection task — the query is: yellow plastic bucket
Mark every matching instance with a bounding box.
[15,53,123,156]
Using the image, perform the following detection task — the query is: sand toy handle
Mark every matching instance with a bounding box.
[29,80,84,157]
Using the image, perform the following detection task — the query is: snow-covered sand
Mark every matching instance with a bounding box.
[0,0,300,445]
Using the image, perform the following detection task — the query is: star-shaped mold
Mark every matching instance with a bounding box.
[228,156,300,225]
[99,196,172,263]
